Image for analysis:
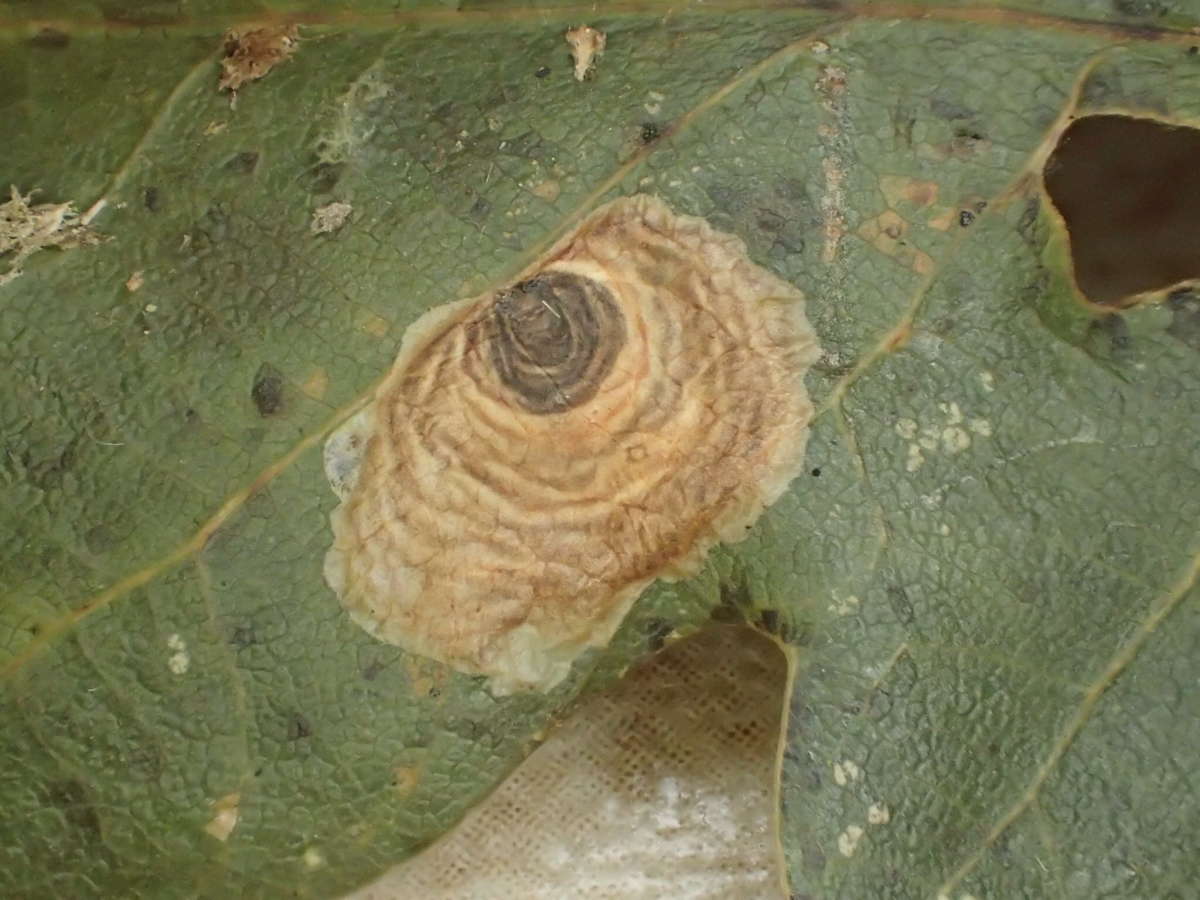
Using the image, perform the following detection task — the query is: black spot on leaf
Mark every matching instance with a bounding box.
[45,780,102,843]
[1167,289,1200,351]
[225,151,260,175]
[308,161,344,194]
[535,65,551,78]
[287,713,313,741]
[640,122,660,144]
[30,28,70,49]
[887,584,914,626]
[143,186,160,212]
[1086,313,1133,361]
[643,617,673,651]
[250,363,285,417]
[958,209,975,227]
[230,625,257,649]
[1044,115,1200,304]
[929,97,975,120]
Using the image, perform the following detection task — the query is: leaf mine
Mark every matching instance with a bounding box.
[323,195,820,693]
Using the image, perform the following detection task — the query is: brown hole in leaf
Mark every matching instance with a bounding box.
[323,196,820,693]
[1044,114,1200,305]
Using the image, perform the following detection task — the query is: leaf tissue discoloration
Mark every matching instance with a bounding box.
[323,195,819,693]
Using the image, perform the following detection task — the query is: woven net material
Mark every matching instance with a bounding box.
[347,625,788,900]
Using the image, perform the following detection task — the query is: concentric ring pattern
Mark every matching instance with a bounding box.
[323,195,820,692]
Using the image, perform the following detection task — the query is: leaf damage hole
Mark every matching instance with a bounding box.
[1044,114,1200,305]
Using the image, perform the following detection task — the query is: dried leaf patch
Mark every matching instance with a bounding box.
[218,25,299,96]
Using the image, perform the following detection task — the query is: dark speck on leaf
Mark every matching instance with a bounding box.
[641,122,660,144]
[959,210,975,227]
[1189,46,1199,56]
[225,151,260,175]
[644,617,673,651]
[143,186,160,212]
[535,65,551,78]
[251,363,285,417]
[30,28,70,49]
[811,467,821,476]
[287,713,313,741]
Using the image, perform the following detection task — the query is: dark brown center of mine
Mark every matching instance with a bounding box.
[489,271,625,413]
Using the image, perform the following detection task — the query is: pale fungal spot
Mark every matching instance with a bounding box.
[125,270,144,292]
[969,418,993,437]
[311,201,353,235]
[301,368,329,400]
[644,90,665,115]
[938,402,963,425]
[979,370,995,391]
[940,426,971,454]
[834,759,861,786]
[166,633,190,675]
[867,802,891,825]
[810,39,830,54]
[143,303,157,314]
[565,25,606,81]
[303,847,324,869]
[323,195,820,693]
[530,179,561,202]
[0,186,106,287]
[905,444,925,473]
[837,824,865,857]
[878,175,938,211]
[829,594,860,616]
[939,523,951,536]
[218,25,299,98]
[859,209,933,274]
[894,418,918,440]
[204,792,241,841]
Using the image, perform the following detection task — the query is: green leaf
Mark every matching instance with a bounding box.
[3,3,1199,898]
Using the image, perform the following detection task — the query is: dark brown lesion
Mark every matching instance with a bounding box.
[488,270,626,413]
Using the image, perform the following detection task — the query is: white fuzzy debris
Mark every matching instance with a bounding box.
[979,371,995,391]
[565,26,606,81]
[894,418,918,440]
[311,201,352,235]
[204,793,241,841]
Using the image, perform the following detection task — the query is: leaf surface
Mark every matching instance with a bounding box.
[2,3,1199,898]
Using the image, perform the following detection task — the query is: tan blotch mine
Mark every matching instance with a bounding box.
[565,25,606,81]
[323,194,820,693]
[218,25,299,96]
